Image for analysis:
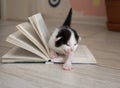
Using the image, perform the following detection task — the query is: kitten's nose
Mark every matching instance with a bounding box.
[70,48,73,52]
[64,49,72,55]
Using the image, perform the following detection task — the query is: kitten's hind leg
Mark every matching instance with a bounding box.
[49,49,58,59]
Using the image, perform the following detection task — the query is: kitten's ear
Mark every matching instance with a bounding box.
[63,8,72,27]
[78,37,82,42]
[76,32,81,41]
[56,36,62,41]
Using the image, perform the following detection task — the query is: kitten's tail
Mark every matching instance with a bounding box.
[63,8,72,27]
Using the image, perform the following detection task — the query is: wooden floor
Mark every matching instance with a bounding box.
[0,20,120,88]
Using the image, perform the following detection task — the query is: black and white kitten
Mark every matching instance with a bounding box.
[48,8,80,70]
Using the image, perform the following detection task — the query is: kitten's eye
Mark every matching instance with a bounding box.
[66,44,70,46]
[74,43,77,46]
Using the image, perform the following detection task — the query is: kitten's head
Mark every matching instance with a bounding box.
[55,27,80,55]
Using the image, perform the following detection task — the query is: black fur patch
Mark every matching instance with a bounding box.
[71,28,79,43]
[55,28,71,47]
[63,8,72,27]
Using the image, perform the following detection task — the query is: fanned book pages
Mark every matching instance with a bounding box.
[2,13,96,64]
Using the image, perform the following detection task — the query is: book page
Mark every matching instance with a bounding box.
[28,17,40,37]
[2,47,46,63]
[29,13,50,54]
[52,45,96,64]
[16,22,49,58]
[2,45,96,64]
[6,31,49,61]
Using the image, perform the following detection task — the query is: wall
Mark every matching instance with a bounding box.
[70,0,106,16]
[1,0,37,20]
[37,0,106,17]
[6,0,28,20]
[37,0,107,25]
[0,0,1,19]
[1,0,107,25]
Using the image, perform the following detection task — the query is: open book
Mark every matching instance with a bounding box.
[2,13,96,64]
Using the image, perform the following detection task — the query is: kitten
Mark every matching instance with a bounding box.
[48,8,80,70]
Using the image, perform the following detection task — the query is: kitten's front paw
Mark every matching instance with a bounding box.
[63,63,73,71]
[49,50,58,59]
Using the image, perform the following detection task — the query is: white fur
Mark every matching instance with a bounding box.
[48,28,78,54]
[48,28,79,70]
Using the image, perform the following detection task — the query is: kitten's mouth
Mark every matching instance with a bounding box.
[63,50,71,55]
